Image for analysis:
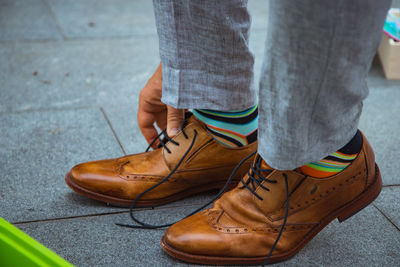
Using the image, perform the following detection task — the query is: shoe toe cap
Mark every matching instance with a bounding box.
[68,159,119,190]
[163,211,229,256]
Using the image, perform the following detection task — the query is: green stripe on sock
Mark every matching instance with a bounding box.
[192,105,258,148]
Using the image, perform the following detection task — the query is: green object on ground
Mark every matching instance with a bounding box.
[0,217,73,267]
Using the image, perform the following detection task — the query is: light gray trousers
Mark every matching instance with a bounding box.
[153,0,391,170]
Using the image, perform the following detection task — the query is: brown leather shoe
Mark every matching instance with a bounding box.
[161,133,382,265]
[65,115,257,207]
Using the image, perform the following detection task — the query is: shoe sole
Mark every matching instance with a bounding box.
[65,172,239,208]
[161,164,383,265]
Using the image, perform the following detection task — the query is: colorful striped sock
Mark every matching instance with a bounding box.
[192,105,258,148]
[300,130,362,178]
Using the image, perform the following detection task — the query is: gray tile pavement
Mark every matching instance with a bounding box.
[16,211,182,267]
[101,104,148,155]
[0,0,62,41]
[374,186,400,230]
[1,0,399,266]
[15,205,400,267]
[248,0,269,31]
[0,37,160,114]
[0,108,125,223]
[359,68,400,186]
[46,0,157,39]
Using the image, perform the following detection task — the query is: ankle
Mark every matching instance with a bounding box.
[192,105,258,148]
[300,130,362,178]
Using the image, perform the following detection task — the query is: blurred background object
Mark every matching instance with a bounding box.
[379,8,400,79]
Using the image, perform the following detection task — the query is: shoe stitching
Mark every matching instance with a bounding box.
[117,116,203,229]
[162,125,191,171]
[267,169,366,221]
[183,136,214,164]
[206,209,315,234]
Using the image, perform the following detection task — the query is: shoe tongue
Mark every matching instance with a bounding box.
[240,155,274,184]
[165,112,205,139]
[259,157,275,171]
[186,112,207,130]
[259,156,303,175]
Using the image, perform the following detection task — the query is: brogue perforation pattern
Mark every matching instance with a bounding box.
[205,209,315,234]
[274,169,366,216]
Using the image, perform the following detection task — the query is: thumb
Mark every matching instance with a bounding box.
[167,105,185,137]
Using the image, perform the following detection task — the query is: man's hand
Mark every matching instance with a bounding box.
[138,63,185,149]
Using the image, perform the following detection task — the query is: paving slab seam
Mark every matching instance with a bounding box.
[0,34,158,45]
[11,211,131,225]
[100,107,127,155]
[62,33,158,41]
[382,184,400,188]
[42,0,67,40]
[373,204,400,231]
[0,38,63,44]
[10,202,208,225]
[0,105,97,116]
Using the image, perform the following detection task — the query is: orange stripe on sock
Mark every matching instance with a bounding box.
[300,165,336,178]
[206,124,248,140]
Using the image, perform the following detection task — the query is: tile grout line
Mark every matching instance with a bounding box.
[11,203,207,225]
[0,105,95,116]
[0,33,158,44]
[42,0,67,40]
[383,184,400,188]
[100,107,127,155]
[63,33,157,41]
[12,211,130,225]
[373,204,400,232]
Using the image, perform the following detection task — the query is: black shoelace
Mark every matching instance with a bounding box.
[116,117,198,229]
[116,120,289,265]
[239,155,290,265]
[116,123,255,229]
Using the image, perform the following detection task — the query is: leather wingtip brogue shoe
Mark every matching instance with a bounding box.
[161,132,382,265]
[65,114,257,207]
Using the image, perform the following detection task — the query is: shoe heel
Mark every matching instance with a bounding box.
[337,164,382,223]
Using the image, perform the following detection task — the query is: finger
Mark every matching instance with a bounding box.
[155,112,167,133]
[137,112,160,148]
[167,106,185,137]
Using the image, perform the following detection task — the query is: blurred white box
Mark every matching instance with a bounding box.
[378,34,400,80]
